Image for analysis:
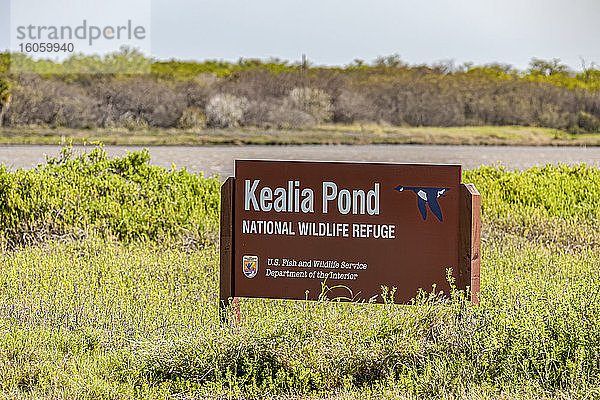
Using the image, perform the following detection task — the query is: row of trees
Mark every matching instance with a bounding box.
[0,52,599,132]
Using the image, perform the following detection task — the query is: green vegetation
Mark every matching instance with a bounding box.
[1,148,600,398]
[0,146,220,248]
[1,52,600,136]
[2,52,599,91]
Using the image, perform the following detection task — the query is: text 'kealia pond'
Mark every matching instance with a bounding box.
[244,180,380,215]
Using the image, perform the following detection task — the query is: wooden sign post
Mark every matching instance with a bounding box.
[220,160,481,312]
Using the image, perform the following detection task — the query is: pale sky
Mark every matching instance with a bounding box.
[1,0,599,70]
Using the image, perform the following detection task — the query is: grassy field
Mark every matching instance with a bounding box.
[0,148,600,399]
[1,125,600,146]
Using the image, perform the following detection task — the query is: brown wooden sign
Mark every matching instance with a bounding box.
[220,160,480,306]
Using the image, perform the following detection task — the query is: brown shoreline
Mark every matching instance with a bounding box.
[0,125,599,146]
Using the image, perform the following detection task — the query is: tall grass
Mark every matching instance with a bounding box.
[0,148,599,398]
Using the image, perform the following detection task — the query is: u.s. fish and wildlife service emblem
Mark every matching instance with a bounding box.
[243,255,259,278]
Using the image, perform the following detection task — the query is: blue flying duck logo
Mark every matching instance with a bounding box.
[394,185,450,222]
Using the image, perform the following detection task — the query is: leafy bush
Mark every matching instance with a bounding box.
[464,164,600,247]
[0,146,220,247]
[205,93,248,128]
[464,164,600,222]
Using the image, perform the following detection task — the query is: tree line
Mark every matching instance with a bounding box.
[0,51,599,132]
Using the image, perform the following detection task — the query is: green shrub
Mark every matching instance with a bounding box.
[463,164,600,248]
[0,146,220,246]
[464,163,600,222]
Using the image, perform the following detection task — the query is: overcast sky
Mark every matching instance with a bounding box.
[1,0,599,70]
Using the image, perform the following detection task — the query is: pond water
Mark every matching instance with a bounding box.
[1,144,598,177]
